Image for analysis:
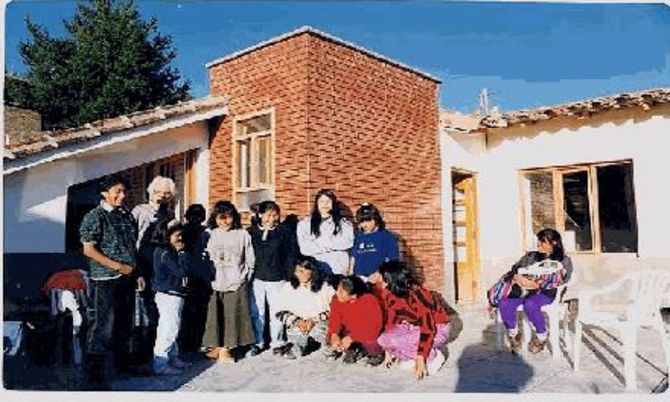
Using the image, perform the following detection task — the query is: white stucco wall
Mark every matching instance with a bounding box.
[441,110,670,298]
[4,122,211,253]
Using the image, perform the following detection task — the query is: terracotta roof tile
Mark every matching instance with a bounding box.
[4,96,227,162]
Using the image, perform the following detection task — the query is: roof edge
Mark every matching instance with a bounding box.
[205,26,441,83]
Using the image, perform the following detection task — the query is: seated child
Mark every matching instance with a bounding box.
[326,275,384,366]
[275,256,335,359]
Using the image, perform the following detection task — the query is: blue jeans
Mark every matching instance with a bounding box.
[249,280,286,348]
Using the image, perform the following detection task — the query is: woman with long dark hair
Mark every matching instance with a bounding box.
[370,261,451,380]
[296,189,354,275]
[495,228,573,354]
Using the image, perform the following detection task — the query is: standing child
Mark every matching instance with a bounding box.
[275,256,335,360]
[178,204,213,354]
[297,189,354,276]
[202,201,255,363]
[350,203,399,280]
[151,220,192,375]
[247,201,298,356]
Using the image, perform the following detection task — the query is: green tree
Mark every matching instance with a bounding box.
[19,0,190,129]
[4,74,34,109]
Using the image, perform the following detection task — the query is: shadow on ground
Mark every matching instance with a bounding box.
[455,324,534,393]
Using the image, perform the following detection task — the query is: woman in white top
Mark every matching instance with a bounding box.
[275,256,335,359]
[296,189,354,276]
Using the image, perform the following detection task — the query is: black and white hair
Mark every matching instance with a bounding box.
[147,176,177,200]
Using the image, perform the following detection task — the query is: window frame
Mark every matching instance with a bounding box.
[231,108,276,211]
[518,159,636,255]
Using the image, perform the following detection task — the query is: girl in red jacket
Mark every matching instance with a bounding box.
[371,261,450,380]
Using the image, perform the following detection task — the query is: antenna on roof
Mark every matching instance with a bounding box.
[478,88,490,115]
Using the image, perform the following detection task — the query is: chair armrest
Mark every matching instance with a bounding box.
[578,275,633,319]
[579,274,632,299]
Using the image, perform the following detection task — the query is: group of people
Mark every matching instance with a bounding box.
[79,176,451,389]
[79,172,573,390]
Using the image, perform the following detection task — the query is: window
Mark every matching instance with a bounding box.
[233,110,274,210]
[520,160,637,253]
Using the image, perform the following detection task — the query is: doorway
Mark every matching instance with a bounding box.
[452,169,480,303]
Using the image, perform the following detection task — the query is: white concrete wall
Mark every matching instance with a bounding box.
[4,122,210,253]
[441,111,670,298]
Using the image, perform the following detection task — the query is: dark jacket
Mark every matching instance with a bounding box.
[248,223,298,282]
[151,246,192,297]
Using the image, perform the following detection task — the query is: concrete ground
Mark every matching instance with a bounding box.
[107,302,669,394]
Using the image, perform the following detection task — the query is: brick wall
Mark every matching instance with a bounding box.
[209,35,311,215]
[208,32,445,290]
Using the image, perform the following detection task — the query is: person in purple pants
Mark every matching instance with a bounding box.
[498,228,573,354]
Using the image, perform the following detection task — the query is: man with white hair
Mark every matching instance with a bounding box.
[131,175,177,368]
[133,176,177,248]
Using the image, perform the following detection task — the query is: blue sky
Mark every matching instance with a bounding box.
[4,1,670,112]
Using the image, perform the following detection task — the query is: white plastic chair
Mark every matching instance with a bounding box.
[493,279,571,360]
[573,269,670,390]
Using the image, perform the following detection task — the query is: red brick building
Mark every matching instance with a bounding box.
[206,27,445,290]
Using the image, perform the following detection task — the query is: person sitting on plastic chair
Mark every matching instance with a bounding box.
[489,228,573,354]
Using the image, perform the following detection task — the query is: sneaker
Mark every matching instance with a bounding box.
[154,365,183,376]
[342,344,364,364]
[324,349,343,361]
[508,333,522,354]
[303,337,321,356]
[427,350,446,375]
[169,358,192,369]
[246,345,265,358]
[272,344,292,356]
[342,349,359,364]
[283,348,297,360]
[528,338,546,354]
[365,353,385,367]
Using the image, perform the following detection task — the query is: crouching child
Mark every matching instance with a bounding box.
[275,256,335,359]
[326,275,385,366]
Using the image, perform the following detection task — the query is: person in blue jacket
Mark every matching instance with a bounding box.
[150,219,194,375]
[349,203,399,281]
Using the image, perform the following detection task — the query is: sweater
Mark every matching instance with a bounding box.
[248,223,298,282]
[351,229,400,276]
[296,216,354,275]
[275,282,335,325]
[206,228,255,292]
[375,285,450,359]
[327,293,383,343]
